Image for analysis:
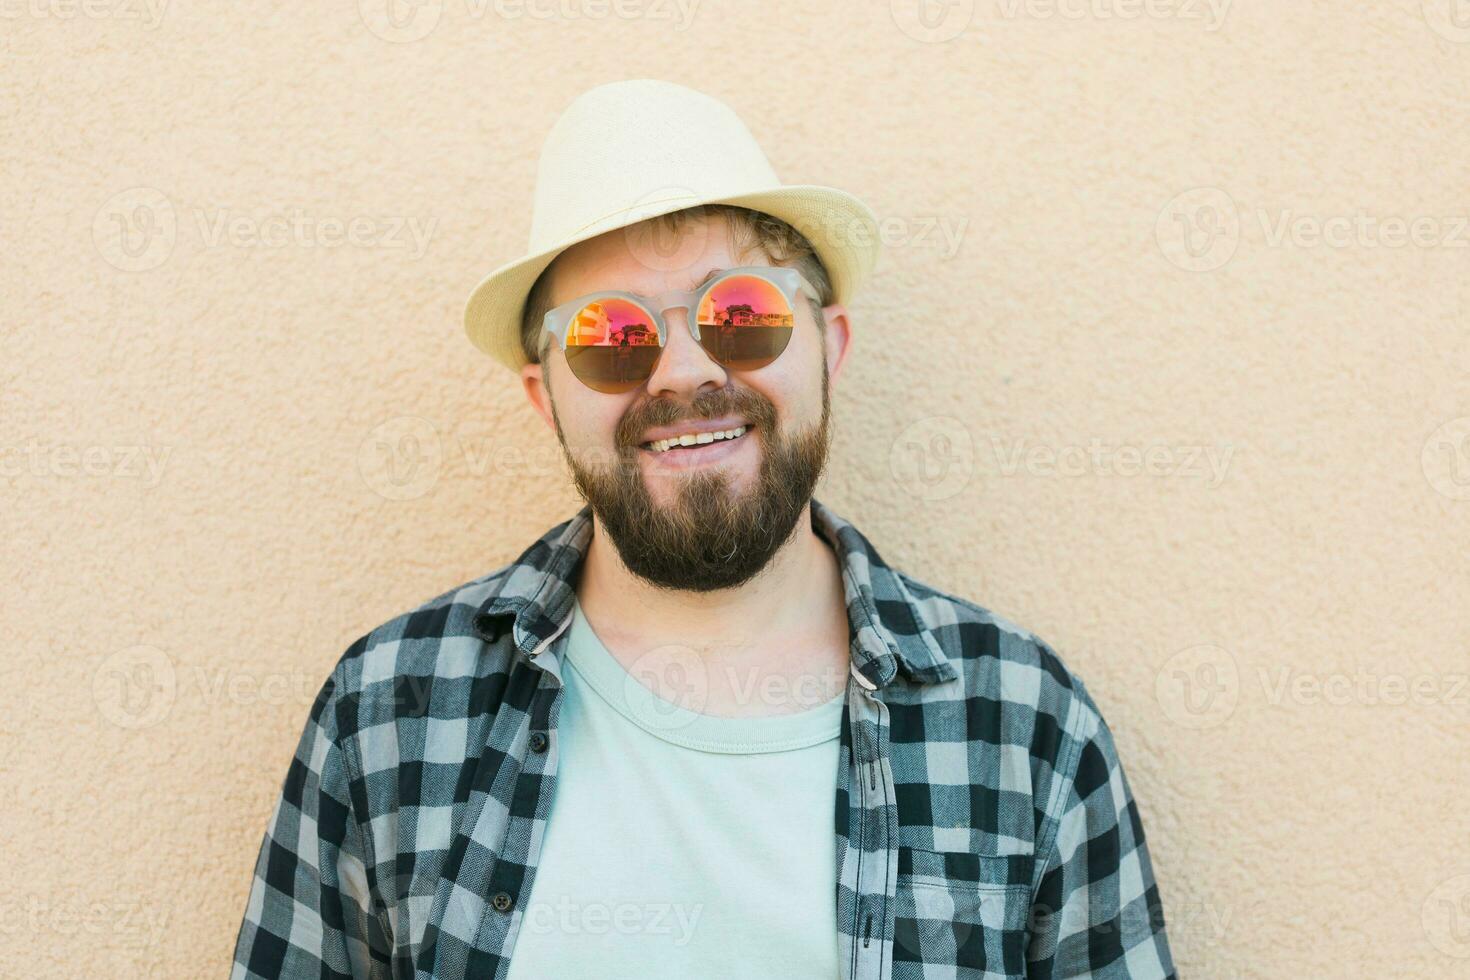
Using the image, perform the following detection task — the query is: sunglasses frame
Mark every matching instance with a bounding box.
[540,265,819,384]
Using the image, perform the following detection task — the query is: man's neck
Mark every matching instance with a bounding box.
[573,502,853,717]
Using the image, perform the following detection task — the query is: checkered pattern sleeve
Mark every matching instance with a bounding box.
[231,664,393,979]
[1027,683,1176,979]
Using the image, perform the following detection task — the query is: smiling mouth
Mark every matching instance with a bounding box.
[638,425,751,455]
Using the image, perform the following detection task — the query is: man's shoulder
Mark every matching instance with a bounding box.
[322,560,529,703]
[892,567,1107,736]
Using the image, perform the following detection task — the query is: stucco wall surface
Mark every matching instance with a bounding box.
[2,2,1467,977]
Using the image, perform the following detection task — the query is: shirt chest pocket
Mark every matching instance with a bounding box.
[892,846,1030,979]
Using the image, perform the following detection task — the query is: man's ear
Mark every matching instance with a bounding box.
[821,303,853,388]
[521,361,556,432]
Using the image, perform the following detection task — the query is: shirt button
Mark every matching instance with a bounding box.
[529,731,548,753]
[471,613,502,641]
[491,892,514,913]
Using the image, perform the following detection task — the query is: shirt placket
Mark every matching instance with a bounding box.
[842,656,899,980]
[449,615,571,979]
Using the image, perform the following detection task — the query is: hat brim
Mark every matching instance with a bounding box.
[462,184,882,374]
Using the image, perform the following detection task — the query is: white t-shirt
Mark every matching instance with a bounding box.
[504,597,845,979]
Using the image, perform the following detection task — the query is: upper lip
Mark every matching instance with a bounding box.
[638,416,750,446]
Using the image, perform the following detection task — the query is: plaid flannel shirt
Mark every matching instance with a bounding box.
[232,498,1175,979]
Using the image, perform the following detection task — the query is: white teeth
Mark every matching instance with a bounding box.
[648,425,748,454]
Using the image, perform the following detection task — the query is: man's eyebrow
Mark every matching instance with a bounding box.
[582,267,729,302]
[633,267,724,296]
[689,267,726,290]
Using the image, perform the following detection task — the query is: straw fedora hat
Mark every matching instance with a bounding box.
[462,78,882,374]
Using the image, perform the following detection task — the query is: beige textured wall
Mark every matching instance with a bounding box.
[3,2,1467,976]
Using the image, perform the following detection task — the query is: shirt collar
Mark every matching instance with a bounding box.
[471,497,958,689]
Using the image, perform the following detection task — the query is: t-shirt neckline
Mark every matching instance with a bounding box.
[563,597,846,755]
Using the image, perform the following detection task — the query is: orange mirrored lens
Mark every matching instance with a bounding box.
[695,274,795,370]
[564,297,661,393]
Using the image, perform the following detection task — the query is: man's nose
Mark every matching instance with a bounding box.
[644,305,727,397]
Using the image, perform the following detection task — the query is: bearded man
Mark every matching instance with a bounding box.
[231,79,1175,980]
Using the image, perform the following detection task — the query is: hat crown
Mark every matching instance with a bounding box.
[529,79,780,250]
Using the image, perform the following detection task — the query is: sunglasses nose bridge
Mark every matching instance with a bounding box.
[648,287,701,343]
[640,290,730,394]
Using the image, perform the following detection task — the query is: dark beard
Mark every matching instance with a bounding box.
[555,381,831,593]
